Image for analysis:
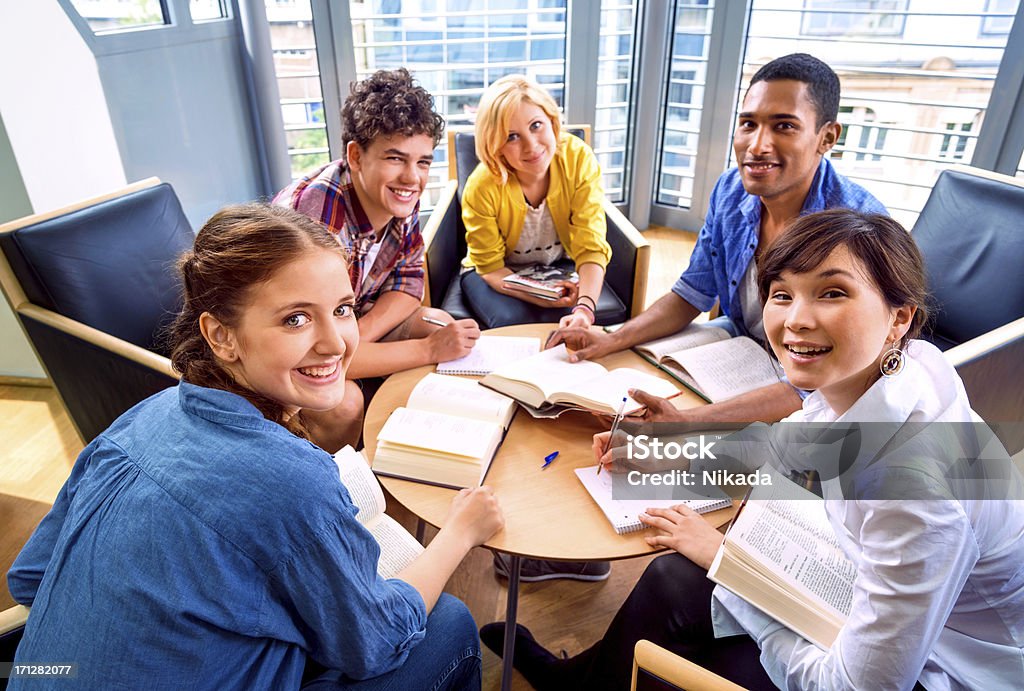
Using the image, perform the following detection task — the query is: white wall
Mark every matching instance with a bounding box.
[0,1,126,210]
[0,0,126,378]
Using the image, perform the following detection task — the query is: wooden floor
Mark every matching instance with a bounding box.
[0,226,698,688]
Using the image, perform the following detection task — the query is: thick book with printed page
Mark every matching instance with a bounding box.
[501,263,579,300]
[334,446,424,579]
[634,324,784,403]
[707,478,855,650]
[372,373,515,489]
[436,335,541,376]
[575,465,732,534]
[479,344,679,416]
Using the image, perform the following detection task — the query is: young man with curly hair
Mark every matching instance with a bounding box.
[275,69,480,452]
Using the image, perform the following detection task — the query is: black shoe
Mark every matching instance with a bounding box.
[480,623,565,690]
[493,553,611,582]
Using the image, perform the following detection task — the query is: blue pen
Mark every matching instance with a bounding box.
[542,451,559,469]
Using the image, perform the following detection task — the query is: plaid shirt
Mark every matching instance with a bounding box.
[273,160,425,316]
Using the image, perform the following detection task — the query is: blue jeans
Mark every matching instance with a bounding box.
[303,594,481,691]
[460,266,572,329]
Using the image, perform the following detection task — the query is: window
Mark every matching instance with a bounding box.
[834,106,888,162]
[68,0,167,33]
[190,0,229,22]
[349,0,569,209]
[265,0,331,178]
[596,1,638,202]
[744,0,1020,228]
[800,0,908,38]
[981,0,1017,36]
[939,122,974,161]
[655,0,714,209]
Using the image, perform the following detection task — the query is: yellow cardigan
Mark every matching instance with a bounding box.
[462,133,611,275]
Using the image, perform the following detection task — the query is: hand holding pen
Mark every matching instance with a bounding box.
[598,396,628,476]
[422,315,481,362]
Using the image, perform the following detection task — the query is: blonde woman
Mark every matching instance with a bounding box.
[460,74,612,330]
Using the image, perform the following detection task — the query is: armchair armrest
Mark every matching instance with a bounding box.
[19,305,177,378]
[16,304,178,443]
[421,180,463,308]
[944,316,1024,455]
[0,605,29,637]
[632,640,746,691]
[603,200,650,318]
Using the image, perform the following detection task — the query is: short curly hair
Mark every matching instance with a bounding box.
[341,68,444,151]
[748,53,840,130]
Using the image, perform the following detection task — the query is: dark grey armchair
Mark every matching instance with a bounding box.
[0,178,189,445]
[913,165,1024,454]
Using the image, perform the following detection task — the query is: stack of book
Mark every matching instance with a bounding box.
[501,264,578,300]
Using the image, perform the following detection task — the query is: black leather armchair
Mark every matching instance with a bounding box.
[913,165,1024,454]
[0,178,190,445]
[422,126,649,324]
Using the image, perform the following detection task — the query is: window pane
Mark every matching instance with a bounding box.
[351,0,569,212]
[800,0,908,38]
[266,0,330,179]
[744,0,1020,228]
[655,0,714,210]
[190,0,228,22]
[69,0,167,33]
[597,0,639,203]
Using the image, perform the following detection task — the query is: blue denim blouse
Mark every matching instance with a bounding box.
[7,382,426,689]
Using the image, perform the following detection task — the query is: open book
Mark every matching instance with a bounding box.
[501,263,578,300]
[575,465,732,534]
[436,335,541,376]
[334,446,424,579]
[707,478,855,650]
[480,344,679,416]
[634,324,783,403]
[372,373,515,489]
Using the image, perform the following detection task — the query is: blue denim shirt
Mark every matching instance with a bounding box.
[8,382,426,690]
[672,158,887,338]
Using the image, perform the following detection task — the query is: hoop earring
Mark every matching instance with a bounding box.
[880,346,905,378]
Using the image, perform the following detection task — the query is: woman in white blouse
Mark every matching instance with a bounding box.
[481,208,1024,690]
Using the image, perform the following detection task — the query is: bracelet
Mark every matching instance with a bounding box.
[575,295,597,310]
[571,304,595,322]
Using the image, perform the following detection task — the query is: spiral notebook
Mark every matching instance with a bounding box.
[436,335,541,376]
[575,466,732,535]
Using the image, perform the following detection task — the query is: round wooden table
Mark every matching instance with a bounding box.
[363,324,736,690]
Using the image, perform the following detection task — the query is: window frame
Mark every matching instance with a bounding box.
[798,0,909,39]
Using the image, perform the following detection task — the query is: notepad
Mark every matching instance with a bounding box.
[575,465,732,534]
[436,335,541,375]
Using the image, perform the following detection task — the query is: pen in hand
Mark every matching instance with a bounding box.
[421,316,448,327]
[599,396,628,476]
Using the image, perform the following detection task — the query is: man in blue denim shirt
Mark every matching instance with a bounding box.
[551,53,885,424]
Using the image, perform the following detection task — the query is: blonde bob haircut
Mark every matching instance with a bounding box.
[474,74,562,183]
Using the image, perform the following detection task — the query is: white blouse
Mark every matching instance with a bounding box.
[508,200,564,267]
[710,340,1024,690]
